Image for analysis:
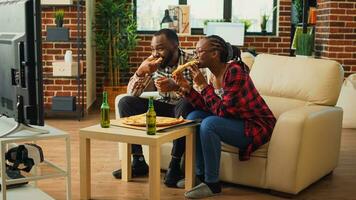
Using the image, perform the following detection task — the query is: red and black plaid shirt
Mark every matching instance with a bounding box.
[186,61,276,161]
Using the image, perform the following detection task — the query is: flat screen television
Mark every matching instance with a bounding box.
[0,0,46,137]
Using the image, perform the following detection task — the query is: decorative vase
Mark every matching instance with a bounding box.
[296,32,314,56]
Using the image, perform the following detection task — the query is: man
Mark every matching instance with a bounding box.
[112,29,194,187]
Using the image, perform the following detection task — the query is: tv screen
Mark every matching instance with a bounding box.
[0,0,43,126]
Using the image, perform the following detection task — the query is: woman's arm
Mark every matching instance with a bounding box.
[173,73,210,112]
[200,64,247,117]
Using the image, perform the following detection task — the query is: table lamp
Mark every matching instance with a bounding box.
[160,9,173,29]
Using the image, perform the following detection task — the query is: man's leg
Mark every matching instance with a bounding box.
[114,95,177,179]
[164,99,195,187]
[118,96,148,155]
[113,96,149,179]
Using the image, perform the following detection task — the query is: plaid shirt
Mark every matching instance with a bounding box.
[186,61,276,161]
[127,49,193,104]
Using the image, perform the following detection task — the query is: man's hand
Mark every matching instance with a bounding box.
[136,55,163,76]
[173,73,192,96]
[154,77,179,93]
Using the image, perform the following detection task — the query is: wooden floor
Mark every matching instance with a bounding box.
[34,112,356,200]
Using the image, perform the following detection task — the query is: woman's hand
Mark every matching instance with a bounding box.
[189,65,208,90]
[173,73,192,96]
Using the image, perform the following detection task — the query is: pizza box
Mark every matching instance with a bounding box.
[110,117,198,132]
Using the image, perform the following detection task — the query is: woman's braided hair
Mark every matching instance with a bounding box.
[205,35,249,72]
[205,35,230,62]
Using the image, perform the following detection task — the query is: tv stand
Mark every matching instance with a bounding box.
[0,119,49,138]
[0,119,72,200]
[0,95,49,138]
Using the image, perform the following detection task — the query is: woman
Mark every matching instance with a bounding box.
[174,35,276,199]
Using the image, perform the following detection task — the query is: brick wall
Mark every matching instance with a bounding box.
[315,0,356,77]
[42,0,356,106]
[41,5,87,109]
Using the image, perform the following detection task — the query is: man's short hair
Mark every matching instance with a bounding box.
[154,29,179,45]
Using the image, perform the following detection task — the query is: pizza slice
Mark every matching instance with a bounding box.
[172,60,199,75]
[121,114,185,127]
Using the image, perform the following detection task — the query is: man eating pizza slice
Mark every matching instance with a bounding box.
[114,29,196,188]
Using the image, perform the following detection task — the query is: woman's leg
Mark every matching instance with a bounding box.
[199,116,251,184]
[184,116,251,198]
[186,110,213,178]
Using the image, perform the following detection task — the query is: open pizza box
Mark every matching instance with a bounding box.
[110,114,198,132]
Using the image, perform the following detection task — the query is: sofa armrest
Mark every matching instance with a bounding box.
[266,105,343,194]
[114,91,160,119]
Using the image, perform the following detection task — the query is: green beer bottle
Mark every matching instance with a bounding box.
[100,91,110,128]
[146,97,156,135]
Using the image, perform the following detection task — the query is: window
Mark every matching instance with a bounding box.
[135,0,177,32]
[186,0,223,28]
[134,0,277,35]
[231,0,276,33]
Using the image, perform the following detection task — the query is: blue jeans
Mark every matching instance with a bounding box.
[187,110,252,183]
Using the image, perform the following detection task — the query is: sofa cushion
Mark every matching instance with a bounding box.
[222,142,269,158]
[250,54,344,106]
[261,95,306,118]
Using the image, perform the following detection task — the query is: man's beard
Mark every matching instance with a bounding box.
[158,51,174,69]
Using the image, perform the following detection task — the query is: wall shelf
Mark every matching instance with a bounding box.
[41,0,73,5]
[46,27,69,42]
[43,38,85,44]
[42,0,85,121]
[43,74,85,79]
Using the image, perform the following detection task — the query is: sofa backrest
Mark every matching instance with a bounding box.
[250,54,344,117]
[241,52,255,70]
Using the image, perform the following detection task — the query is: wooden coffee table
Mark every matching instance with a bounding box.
[79,123,196,200]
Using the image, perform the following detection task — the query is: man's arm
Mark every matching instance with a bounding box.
[127,56,162,96]
[127,73,153,96]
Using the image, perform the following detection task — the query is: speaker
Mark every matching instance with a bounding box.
[52,96,76,111]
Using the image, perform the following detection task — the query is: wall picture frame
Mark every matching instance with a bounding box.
[168,5,190,35]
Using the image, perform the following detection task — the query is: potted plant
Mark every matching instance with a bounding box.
[203,19,226,34]
[294,0,315,57]
[47,9,69,41]
[55,9,64,27]
[294,26,314,57]
[239,19,252,33]
[260,6,277,34]
[95,0,138,107]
